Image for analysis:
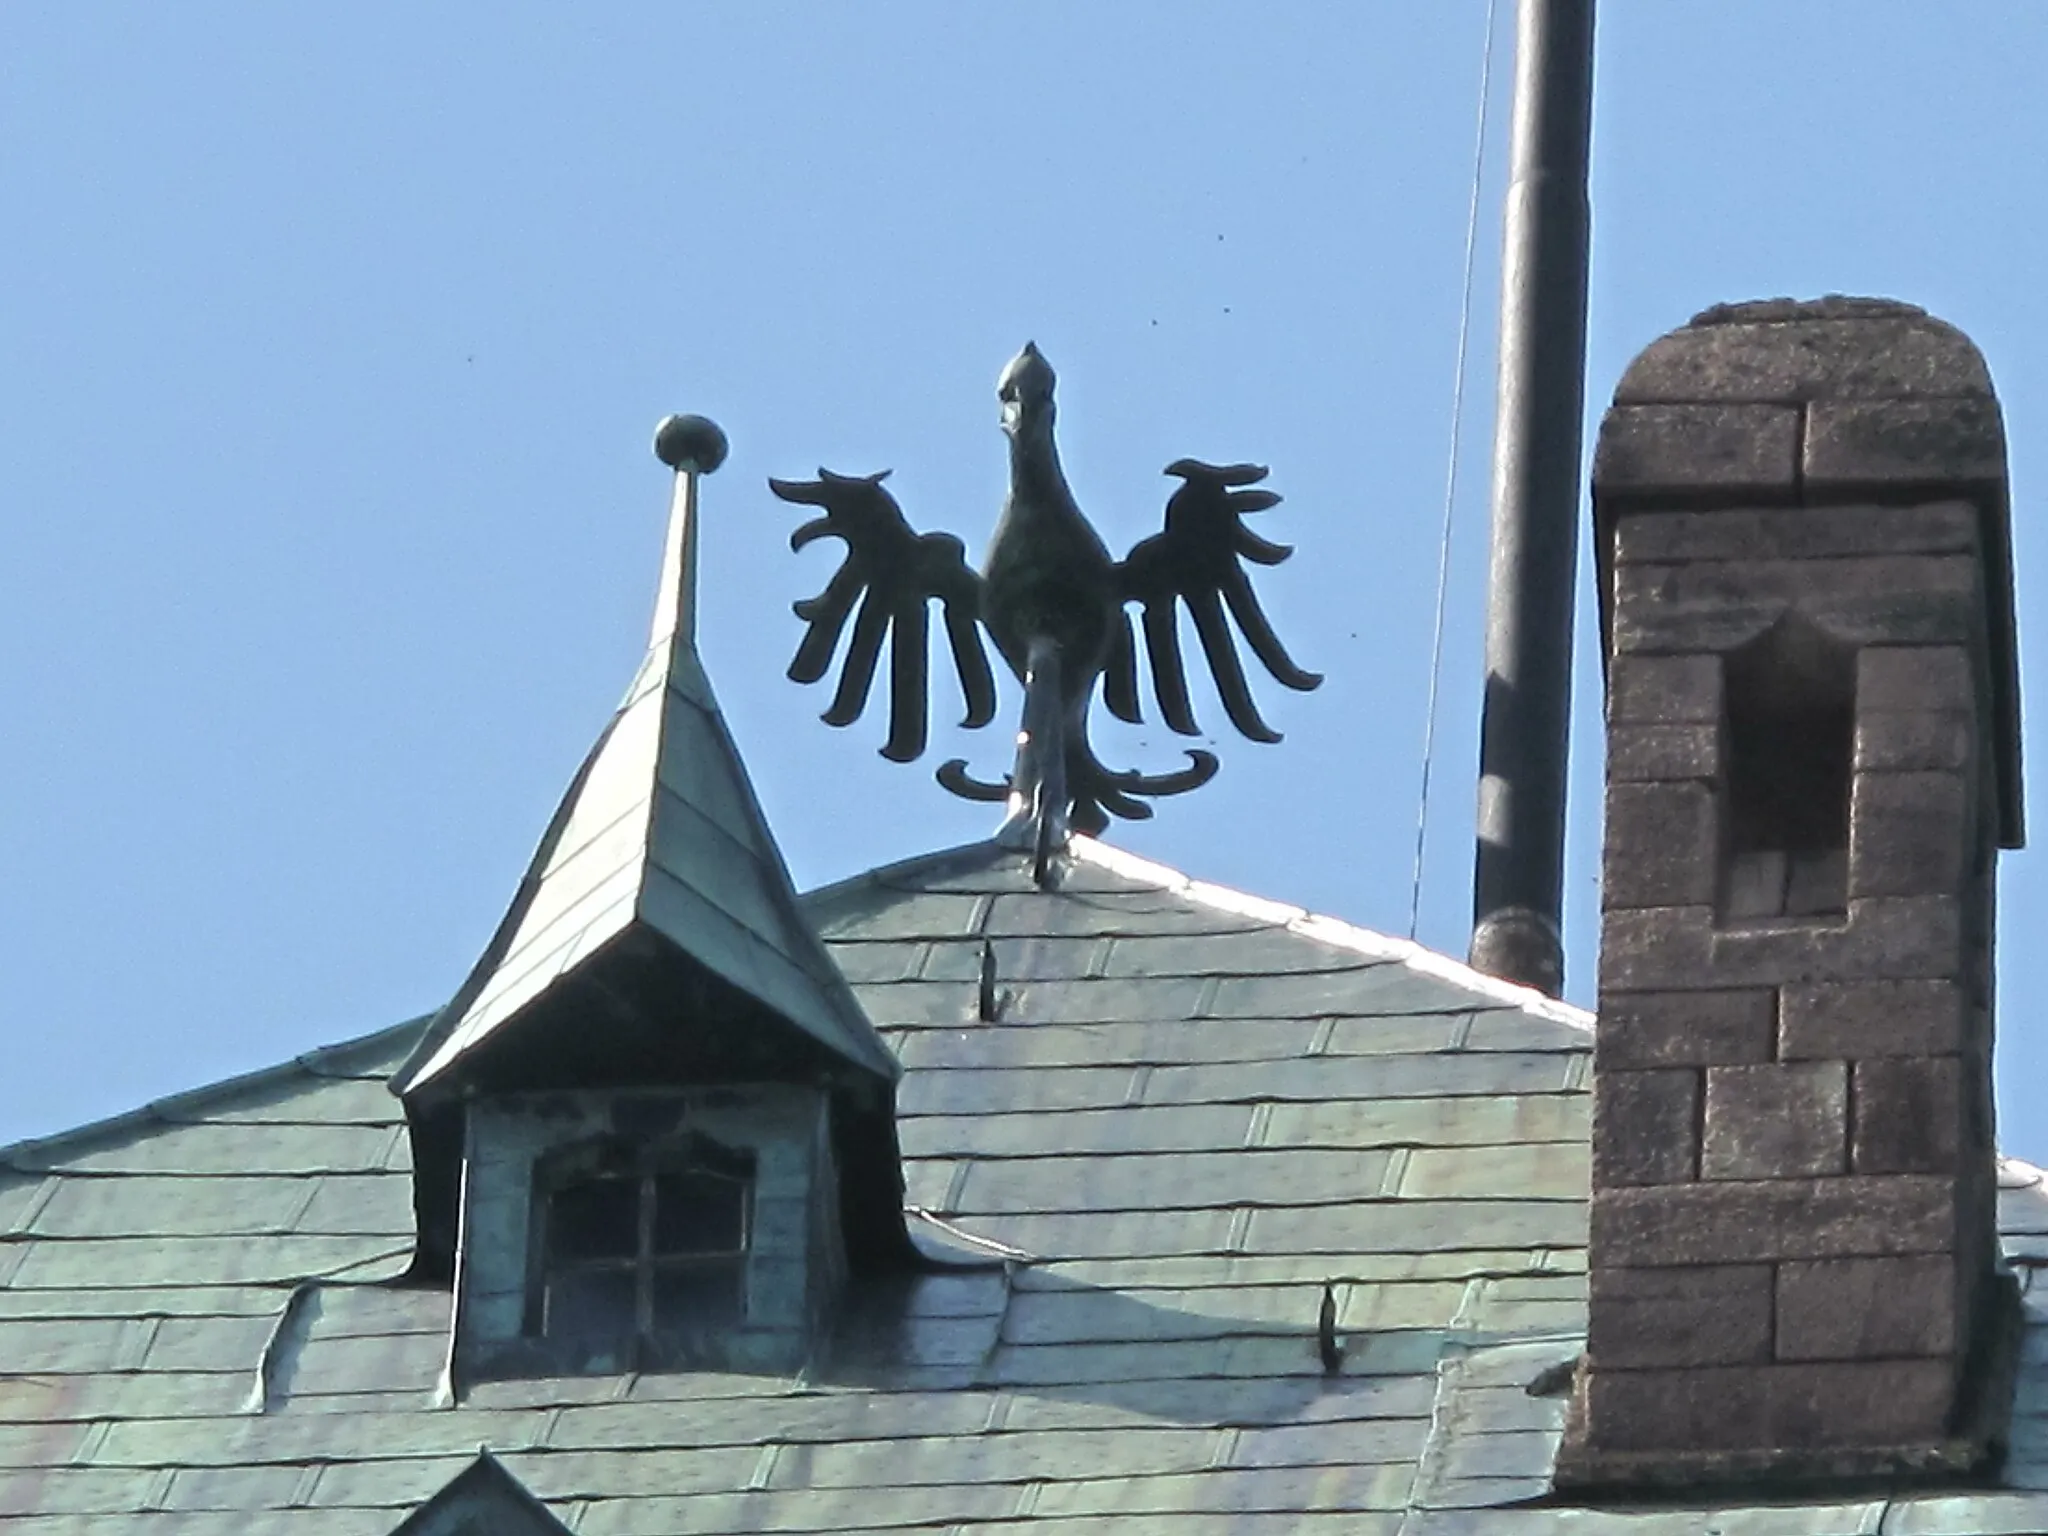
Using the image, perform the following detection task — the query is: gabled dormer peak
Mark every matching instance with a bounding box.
[392,419,914,1350]
[394,416,897,1104]
[394,1452,569,1536]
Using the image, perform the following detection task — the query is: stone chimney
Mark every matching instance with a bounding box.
[1557,298,2024,1491]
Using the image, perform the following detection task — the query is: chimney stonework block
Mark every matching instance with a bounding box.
[1592,1176,1955,1268]
[1584,1359,1956,1455]
[1617,553,1978,611]
[1700,1063,1847,1180]
[1859,645,1975,712]
[1596,990,1774,1069]
[1601,896,1962,992]
[1592,1070,1698,1186]
[1778,979,1964,1059]
[1610,553,1982,662]
[1611,502,1978,566]
[1849,771,1971,898]
[1607,723,1721,783]
[1855,710,1973,774]
[1587,1265,1772,1369]
[1607,653,1720,725]
[1593,404,1799,498]
[1776,1256,1958,1359]
[1852,1057,1963,1174]
[1804,397,2008,491]
[1603,782,1719,908]
[1613,582,1981,658]
[1564,298,2021,1493]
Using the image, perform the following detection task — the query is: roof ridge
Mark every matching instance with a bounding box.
[1067,837,1596,1031]
[797,840,1010,914]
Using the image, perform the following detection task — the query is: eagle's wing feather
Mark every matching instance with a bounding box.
[1118,459,1320,743]
[771,471,994,765]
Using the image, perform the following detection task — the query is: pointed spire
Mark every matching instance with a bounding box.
[393,415,898,1101]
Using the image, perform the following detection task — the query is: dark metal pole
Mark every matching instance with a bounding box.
[1469,0,1595,997]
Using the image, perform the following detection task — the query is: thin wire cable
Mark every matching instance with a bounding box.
[1409,0,1502,941]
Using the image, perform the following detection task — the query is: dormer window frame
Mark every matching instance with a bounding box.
[450,1084,845,1388]
[524,1128,755,1352]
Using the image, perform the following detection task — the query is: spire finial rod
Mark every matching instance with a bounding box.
[650,413,729,650]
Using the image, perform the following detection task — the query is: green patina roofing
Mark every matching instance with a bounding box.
[3,838,2046,1533]
[394,469,896,1099]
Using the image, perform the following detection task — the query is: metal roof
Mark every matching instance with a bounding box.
[3,838,2045,1533]
[394,466,897,1101]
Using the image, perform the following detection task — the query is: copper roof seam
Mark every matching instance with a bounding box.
[968,893,995,937]
[67,1418,110,1467]
[1244,1102,1273,1151]
[4,1175,61,1239]
[140,1465,176,1513]
[1209,1425,1243,1469]
[940,1162,972,1216]
[281,1178,324,1236]
[744,1441,781,1491]
[286,1462,324,1509]
[980,1391,1014,1433]
[1122,1066,1152,1108]
[1381,1148,1414,1200]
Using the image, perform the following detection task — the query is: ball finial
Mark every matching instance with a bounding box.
[653,414,729,475]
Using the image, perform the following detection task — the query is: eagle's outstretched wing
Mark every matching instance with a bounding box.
[1114,459,1321,743]
[770,469,996,763]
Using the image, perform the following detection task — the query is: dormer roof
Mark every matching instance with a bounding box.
[392,436,898,1103]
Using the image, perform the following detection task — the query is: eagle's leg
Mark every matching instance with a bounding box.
[996,634,1071,885]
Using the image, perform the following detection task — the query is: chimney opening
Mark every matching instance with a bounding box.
[1719,617,1856,924]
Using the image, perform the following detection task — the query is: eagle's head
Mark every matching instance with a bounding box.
[997,341,1057,440]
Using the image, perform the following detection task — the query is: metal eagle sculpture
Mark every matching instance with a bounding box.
[771,342,1320,874]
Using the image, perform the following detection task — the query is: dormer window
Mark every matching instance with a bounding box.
[450,1087,847,1387]
[530,1132,753,1343]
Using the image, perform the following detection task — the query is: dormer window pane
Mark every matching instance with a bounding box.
[526,1130,757,1352]
[653,1171,746,1256]
[546,1265,636,1339]
[547,1176,639,1263]
[652,1262,743,1329]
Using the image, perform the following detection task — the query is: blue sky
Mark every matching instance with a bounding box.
[5,4,2047,1160]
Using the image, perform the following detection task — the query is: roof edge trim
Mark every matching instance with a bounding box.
[0,1014,431,1173]
[1068,838,1595,1032]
